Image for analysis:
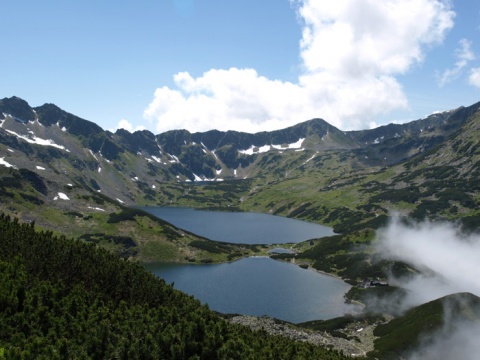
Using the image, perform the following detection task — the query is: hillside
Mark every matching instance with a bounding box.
[2,96,480,358]
[1,96,480,263]
[241,102,480,233]
[1,96,478,221]
[0,163,262,264]
[368,292,480,359]
[0,213,350,359]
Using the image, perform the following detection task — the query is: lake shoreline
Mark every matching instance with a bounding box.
[140,206,335,245]
[141,207,355,322]
[145,256,355,323]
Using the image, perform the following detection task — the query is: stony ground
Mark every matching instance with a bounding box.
[229,314,392,357]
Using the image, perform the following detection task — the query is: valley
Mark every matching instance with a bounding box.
[1,96,480,358]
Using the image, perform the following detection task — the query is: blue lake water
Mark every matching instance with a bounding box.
[145,257,356,323]
[142,207,355,322]
[141,207,335,244]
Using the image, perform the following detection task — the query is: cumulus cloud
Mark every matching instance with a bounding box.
[144,0,455,133]
[112,119,146,133]
[297,0,454,76]
[437,39,476,86]
[469,67,480,88]
[143,68,312,134]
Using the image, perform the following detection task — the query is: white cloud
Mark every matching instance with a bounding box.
[113,119,146,133]
[469,67,480,88]
[438,38,476,86]
[375,216,480,359]
[144,68,315,133]
[376,217,480,307]
[144,0,455,133]
[297,0,454,76]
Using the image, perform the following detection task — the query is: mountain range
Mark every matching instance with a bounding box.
[2,95,480,358]
[1,95,480,233]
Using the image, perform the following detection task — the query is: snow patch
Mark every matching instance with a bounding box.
[216,168,222,175]
[88,206,105,212]
[239,144,270,155]
[4,129,69,151]
[0,157,16,168]
[239,138,305,155]
[116,198,124,204]
[167,154,180,163]
[36,166,46,170]
[98,167,102,173]
[287,138,305,149]
[88,149,98,160]
[302,153,317,165]
[54,192,70,201]
[151,156,162,163]
[7,149,14,153]
[258,145,271,153]
[30,119,44,127]
[189,173,224,182]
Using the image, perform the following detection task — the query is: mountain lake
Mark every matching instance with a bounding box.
[142,207,357,323]
[141,207,335,244]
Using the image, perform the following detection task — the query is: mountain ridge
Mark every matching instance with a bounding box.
[2,95,475,183]
[2,96,480,358]
[1,95,480,232]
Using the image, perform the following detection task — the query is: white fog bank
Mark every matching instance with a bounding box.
[374,216,480,360]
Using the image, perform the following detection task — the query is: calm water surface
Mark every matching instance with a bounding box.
[146,257,356,323]
[141,207,335,244]
[142,207,354,322]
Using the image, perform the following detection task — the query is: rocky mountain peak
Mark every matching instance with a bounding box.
[0,96,36,122]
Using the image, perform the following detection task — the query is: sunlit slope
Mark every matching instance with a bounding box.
[0,165,264,263]
[1,95,480,256]
[242,104,480,232]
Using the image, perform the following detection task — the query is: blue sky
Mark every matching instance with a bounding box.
[2,0,480,134]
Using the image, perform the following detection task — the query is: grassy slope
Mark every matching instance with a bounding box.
[0,166,266,264]
[367,293,480,359]
[1,107,479,268]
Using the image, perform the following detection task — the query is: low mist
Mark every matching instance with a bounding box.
[374,215,480,359]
